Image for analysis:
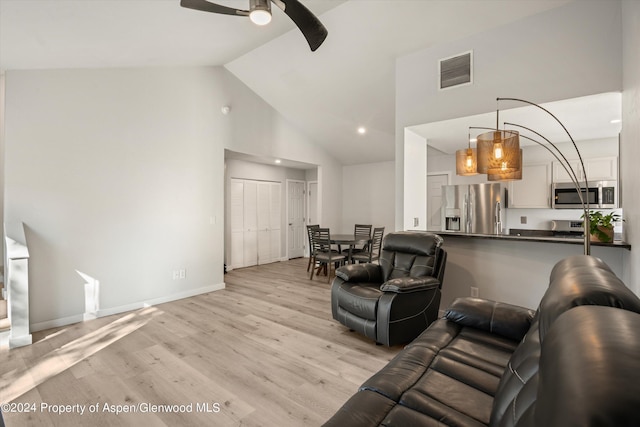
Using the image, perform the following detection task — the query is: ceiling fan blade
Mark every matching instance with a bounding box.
[180,0,249,17]
[275,0,328,51]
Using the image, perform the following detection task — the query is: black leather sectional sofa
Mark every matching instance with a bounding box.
[324,255,640,426]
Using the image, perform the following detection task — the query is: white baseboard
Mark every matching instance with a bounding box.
[30,282,226,333]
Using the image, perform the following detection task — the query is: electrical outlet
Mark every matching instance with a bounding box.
[520,216,527,224]
[172,270,180,280]
[179,269,186,279]
[470,287,479,298]
[414,217,419,227]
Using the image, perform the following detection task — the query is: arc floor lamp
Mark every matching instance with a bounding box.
[475,97,591,255]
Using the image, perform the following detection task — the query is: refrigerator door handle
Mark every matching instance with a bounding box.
[466,193,472,233]
[495,201,502,234]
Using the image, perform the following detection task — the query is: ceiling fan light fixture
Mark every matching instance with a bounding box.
[249,0,272,25]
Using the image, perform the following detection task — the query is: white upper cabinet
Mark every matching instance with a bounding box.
[584,157,618,181]
[552,156,618,183]
[508,163,552,208]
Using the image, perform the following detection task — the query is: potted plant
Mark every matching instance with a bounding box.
[581,210,622,243]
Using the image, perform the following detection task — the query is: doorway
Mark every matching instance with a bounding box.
[287,179,306,259]
[426,173,449,232]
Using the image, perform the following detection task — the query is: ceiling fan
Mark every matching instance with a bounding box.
[180,0,328,52]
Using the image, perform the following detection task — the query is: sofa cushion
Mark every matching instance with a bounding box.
[523,306,640,427]
[445,297,535,342]
[538,255,640,340]
[360,318,519,425]
[489,320,541,426]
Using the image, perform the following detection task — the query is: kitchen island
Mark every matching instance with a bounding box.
[417,229,629,312]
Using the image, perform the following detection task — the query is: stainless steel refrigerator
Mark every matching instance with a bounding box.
[441,183,506,235]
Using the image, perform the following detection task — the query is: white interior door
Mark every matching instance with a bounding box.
[287,180,305,258]
[427,174,449,231]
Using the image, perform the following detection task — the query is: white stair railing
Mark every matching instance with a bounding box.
[4,222,32,348]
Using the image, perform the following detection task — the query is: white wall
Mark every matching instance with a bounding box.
[3,66,342,329]
[403,129,427,231]
[621,0,640,294]
[4,67,227,329]
[219,71,343,230]
[396,1,622,231]
[341,161,395,235]
[0,73,5,264]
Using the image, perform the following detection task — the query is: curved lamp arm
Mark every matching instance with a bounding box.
[497,97,589,189]
[494,97,591,255]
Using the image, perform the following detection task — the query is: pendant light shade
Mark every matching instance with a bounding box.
[477,130,521,174]
[455,147,478,176]
[487,149,523,181]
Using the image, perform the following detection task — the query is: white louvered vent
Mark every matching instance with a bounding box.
[439,51,473,90]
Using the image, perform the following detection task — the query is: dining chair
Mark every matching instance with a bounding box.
[342,224,372,256]
[352,226,384,264]
[306,224,320,272]
[310,228,347,282]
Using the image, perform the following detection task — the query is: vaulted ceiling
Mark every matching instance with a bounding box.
[1,0,576,166]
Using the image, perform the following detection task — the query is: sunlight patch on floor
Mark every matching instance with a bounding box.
[0,307,160,403]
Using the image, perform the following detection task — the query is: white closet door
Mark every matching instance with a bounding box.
[230,179,282,268]
[257,182,272,265]
[243,181,258,267]
[269,182,282,263]
[230,180,245,269]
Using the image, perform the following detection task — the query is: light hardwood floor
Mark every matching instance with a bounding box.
[0,258,402,426]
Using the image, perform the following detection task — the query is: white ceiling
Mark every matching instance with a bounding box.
[2,0,591,167]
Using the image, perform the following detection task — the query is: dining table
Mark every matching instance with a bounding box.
[330,234,371,264]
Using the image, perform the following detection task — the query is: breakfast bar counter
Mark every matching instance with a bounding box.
[437,230,631,250]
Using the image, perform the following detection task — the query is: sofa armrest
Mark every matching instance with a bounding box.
[445,297,535,341]
[335,263,383,282]
[380,276,441,293]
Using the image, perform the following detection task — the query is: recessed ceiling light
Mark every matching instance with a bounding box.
[610,119,621,124]
[274,159,281,164]
[357,127,367,135]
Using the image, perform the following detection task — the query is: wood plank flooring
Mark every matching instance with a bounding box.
[0,258,402,426]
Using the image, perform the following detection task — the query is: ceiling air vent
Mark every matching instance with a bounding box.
[439,51,473,90]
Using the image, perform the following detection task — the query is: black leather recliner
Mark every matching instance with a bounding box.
[331,232,447,346]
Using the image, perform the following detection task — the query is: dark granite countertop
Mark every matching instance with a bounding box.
[430,230,631,250]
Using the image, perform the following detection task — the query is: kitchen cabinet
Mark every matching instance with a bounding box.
[508,162,552,208]
[552,156,617,183]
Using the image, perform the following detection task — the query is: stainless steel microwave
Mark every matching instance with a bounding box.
[552,181,617,209]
